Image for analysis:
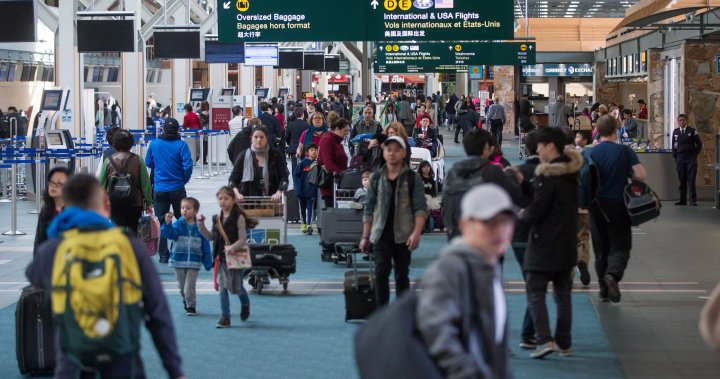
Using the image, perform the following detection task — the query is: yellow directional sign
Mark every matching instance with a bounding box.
[455,45,462,52]
[236,0,249,12]
[520,44,527,51]
[384,0,397,11]
[392,45,399,52]
[385,44,392,52]
[398,0,412,10]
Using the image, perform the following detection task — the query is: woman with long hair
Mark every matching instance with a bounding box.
[229,127,288,203]
[34,166,73,251]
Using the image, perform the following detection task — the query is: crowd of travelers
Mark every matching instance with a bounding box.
[20,85,720,379]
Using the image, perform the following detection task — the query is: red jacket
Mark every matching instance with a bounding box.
[183,111,201,129]
[317,132,348,198]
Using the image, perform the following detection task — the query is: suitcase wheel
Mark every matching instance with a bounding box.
[282,281,288,291]
[345,309,351,322]
[257,280,264,295]
[346,254,353,268]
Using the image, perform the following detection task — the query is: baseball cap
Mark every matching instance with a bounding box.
[164,118,180,133]
[461,183,517,220]
[384,135,407,150]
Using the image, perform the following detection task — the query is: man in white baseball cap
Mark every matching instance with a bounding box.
[416,183,514,378]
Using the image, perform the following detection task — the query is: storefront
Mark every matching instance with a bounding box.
[376,74,426,96]
[520,63,594,115]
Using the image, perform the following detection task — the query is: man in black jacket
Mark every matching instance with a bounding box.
[26,174,185,379]
[521,127,583,359]
[285,108,309,169]
[672,113,703,206]
[258,102,282,151]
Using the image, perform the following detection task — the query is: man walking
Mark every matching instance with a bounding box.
[145,118,193,263]
[588,115,646,303]
[486,97,506,146]
[360,136,427,306]
[672,114,702,206]
[285,107,309,169]
[259,102,283,151]
[398,95,416,137]
[521,128,582,358]
[416,184,514,378]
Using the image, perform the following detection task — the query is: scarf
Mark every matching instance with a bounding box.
[303,124,328,147]
[47,206,114,239]
[241,145,270,195]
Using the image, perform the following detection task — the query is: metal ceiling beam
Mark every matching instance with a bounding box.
[35,0,59,32]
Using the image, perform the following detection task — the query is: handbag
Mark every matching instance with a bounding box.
[308,163,333,189]
[623,180,661,226]
[137,210,160,255]
[216,216,252,270]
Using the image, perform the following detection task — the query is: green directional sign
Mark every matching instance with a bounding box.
[217,0,366,42]
[374,42,536,73]
[366,0,514,41]
[217,0,514,42]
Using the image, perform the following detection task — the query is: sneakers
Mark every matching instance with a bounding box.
[577,261,591,287]
[349,201,364,210]
[307,225,313,235]
[159,256,169,264]
[300,224,308,233]
[604,274,621,303]
[690,201,698,206]
[216,317,231,328]
[530,342,555,359]
[555,347,572,357]
[519,338,537,350]
[599,293,610,302]
[182,299,187,311]
[675,201,687,205]
[241,304,251,321]
[186,307,196,316]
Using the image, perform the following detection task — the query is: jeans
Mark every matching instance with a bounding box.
[526,270,573,349]
[577,212,591,264]
[175,268,199,308]
[219,287,250,318]
[374,235,412,306]
[447,113,455,127]
[512,246,536,341]
[589,201,631,294]
[110,205,143,235]
[490,119,504,146]
[299,196,315,225]
[154,188,186,259]
[676,158,698,203]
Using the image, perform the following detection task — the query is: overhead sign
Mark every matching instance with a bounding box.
[374,42,535,73]
[469,65,483,79]
[522,64,594,77]
[217,0,513,42]
[366,0,513,41]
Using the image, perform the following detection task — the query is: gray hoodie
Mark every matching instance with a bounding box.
[416,239,512,379]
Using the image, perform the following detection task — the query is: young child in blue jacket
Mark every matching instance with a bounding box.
[292,143,319,235]
[161,197,213,316]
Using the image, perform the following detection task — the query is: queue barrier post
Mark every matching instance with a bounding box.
[224,131,231,173]
[29,149,42,215]
[3,161,27,236]
[0,163,11,203]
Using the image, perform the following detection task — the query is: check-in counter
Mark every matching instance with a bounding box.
[635,149,676,201]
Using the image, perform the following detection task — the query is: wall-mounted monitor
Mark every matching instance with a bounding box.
[0,1,36,43]
[189,88,210,102]
[255,88,269,99]
[324,56,340,72]
[107,67,119,82]
[41,90,64,111]
[0,63,8,82]
[244,44,278,67]
[154,31,201,59]
[20,64,31,81]
[92,67,104,82]
[7,63,16,81]
[278,51,303,69]
[221,88,235,96]
[205,41,244,64]
[78,20,135,53]
[303,53,325,71]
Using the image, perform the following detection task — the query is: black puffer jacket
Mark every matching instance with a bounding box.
[522,148,583,272]
[512,156,540,248]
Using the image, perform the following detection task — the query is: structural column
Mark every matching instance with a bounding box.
[493,66,515,133]
[124,0,144,129]
[171,5,190,119]
[57,0,81,135]
[239,64,254,96]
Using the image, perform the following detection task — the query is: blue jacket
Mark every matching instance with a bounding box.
[292,157,318,198]
[161,217,212,270]
[145,138,193,192]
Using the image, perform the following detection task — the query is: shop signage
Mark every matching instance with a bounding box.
[469,65,483,79]
[522,64,593,77]
[374,42,535,74]
[217,0,512,42]
[716,55,720,75]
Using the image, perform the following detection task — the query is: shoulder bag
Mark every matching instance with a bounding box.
[216,215,252,270]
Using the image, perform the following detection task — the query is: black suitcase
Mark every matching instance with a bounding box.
[344,254,377,321]
[285,189,301,224]
[319,208,364,245]
[249,244,297,274]
[16,286,55,376]
[339,169,363,190]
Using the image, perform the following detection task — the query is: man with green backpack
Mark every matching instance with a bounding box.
[26,174,185,379]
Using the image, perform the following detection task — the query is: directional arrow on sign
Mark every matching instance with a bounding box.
[448,46,453,51]
[529,45,534,50]
[371,0,379,9]
[223,1,230,9]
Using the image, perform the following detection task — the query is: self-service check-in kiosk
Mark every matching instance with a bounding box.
[29,88,72,197]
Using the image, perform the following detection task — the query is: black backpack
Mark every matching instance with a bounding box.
[107,154,137,206]
[442,162,488,240]
[0,116,9,139]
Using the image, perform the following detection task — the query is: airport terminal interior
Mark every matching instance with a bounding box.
[2,0,720,378]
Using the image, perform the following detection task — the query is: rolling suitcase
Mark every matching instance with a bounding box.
[319,208,364,245]
[285,190,301,224]
[16,286,55,376]
[344,250,377,321]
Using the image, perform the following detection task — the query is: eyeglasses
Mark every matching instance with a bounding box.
[48,181,65,188]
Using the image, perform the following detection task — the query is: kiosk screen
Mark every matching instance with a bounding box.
[46,131,64,147]
[41,90,63,111]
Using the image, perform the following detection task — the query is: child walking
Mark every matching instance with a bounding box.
[292,143,319,235]
[161,197,213,316]
[199,186,258,328]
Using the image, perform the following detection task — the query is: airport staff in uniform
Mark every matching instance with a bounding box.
[672,114,702,206]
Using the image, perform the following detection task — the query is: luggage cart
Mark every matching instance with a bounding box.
[318,173,365,265]
[242,195,297,294]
